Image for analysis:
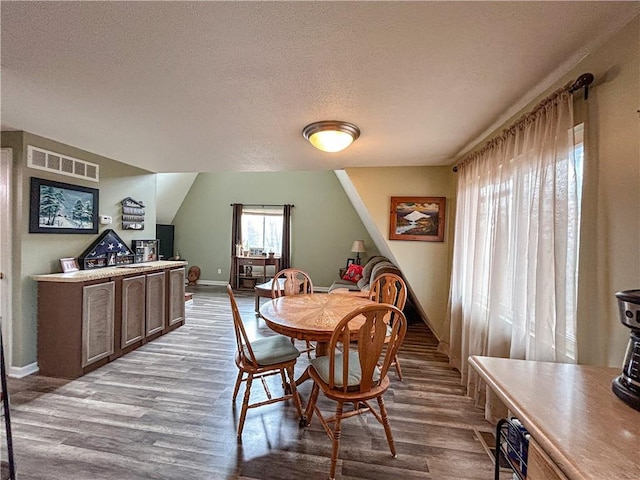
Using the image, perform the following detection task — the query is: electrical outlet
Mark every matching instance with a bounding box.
[217,268,222,275]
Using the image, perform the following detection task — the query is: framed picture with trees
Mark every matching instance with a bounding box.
[29,177,99,234]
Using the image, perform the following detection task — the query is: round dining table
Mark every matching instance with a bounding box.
[259,293,375,357]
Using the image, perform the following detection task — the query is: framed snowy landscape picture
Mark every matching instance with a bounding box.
[29,177,99,234]
[389,196,446,242]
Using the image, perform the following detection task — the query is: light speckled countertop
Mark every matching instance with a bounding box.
[32,260,188,283]
[469,355,640,480]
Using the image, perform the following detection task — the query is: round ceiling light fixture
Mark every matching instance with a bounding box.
[302,120,360,153]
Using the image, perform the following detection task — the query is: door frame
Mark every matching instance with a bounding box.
[0,148,13,369]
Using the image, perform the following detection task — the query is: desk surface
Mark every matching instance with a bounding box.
[469,356,640,480]
[259,293,374,342]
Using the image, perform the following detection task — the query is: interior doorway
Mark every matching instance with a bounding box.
[0,148,13,370]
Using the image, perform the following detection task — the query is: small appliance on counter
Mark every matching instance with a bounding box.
[612,289,640,411]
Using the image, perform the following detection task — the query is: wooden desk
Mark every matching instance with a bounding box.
[233,255,280,290]
[468,356,640,480]
[259,293,374,356]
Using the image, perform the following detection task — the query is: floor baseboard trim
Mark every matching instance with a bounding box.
[192,280,330,290]
[9,361,39,378]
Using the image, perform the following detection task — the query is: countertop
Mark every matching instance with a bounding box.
[32,260,188,283]
[468,355,640,480]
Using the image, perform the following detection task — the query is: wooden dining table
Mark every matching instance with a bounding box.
[259,293,375,357]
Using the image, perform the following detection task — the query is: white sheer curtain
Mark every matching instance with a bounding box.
[441,90,582,411]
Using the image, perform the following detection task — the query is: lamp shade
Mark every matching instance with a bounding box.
[351,240,366,253]
[302,121,360,153]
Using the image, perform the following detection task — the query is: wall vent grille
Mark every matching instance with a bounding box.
[27,146,99,182]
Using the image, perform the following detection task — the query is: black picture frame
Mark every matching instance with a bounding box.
[29,177,99,234]
[345,258,355,269]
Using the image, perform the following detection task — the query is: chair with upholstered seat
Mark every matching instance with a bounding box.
[226,284,303,438]
[271,268,314,356]
[368,272,407,380]
[301,303,407,480]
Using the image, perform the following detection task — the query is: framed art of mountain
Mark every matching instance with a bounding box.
[29,177,99,234]
[389,196,446,242]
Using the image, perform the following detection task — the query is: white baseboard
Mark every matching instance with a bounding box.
[193,280,330,291]
[9,361,39,378]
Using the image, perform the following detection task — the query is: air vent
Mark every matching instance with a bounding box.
[27,146,99,182]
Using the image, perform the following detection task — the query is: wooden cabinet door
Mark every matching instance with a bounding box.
[82,282,115,367]
[146,271,166,336]
[527,440,569,480]
[168,267,185,326]
[122,275,146,348]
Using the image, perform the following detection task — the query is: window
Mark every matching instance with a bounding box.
[472,123,584,360]
[241,206,284,253]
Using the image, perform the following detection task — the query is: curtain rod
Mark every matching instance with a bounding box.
[452,72,594,173]
[230,203,295,207]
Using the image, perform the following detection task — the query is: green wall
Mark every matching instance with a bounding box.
[1,131,157,368]
[172,171,378,288]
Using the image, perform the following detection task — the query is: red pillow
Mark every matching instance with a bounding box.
[342,264,364,282]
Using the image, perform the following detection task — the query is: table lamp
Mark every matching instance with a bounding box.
[351,240,366,265]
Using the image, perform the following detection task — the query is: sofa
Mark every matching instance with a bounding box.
[328,256,402,294]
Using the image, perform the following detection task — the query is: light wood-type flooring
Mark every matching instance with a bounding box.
[3,286,509,480]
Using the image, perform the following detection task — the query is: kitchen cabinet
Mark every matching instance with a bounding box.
[146,271,166,336]
[81,281,115,367]
[121,275,146,348]
[34,261,187,378]
[168,267,185,326]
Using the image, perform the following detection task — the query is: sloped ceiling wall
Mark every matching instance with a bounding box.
[156,173,198,224]
[337,167,456,339]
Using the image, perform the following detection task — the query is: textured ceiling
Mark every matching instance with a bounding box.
[1,2,637,173]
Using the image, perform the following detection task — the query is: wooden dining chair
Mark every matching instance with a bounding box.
[301,303,407,480]
[271,268,315,356]
[368,273,407,380]
[226,284,303,438]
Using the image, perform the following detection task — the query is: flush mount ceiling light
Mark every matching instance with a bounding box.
[302,120,360,153]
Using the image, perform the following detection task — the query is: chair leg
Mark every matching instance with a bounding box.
[377,395,397,457]
[232,369,244,402]
[329,401,344,480]
[303,381,320,426]
[279,369,288,391]
[237,373,253,437]
[393,354,403,381]
[286,366,303,418]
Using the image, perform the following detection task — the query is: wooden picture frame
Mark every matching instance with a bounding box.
[345,258,355,269]
[60,257,79,273]
[29,177,99,234]
[389,196,446,242]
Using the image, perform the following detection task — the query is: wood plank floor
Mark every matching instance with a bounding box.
[3,286,508,480]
